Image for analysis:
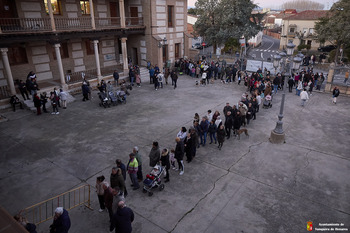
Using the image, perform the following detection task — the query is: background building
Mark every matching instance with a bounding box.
[280,10,328,50]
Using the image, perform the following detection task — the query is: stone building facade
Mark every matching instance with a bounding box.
[279,10,328,50]
[0,0,188,97]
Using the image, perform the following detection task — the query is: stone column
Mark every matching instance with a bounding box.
[47,0,56,31]
[89,0,96,29]
[1,48,16,95]
[54,44,68,90]
[119,0,126,28]
[325,62,335,92]
[93,40,102,81]
[158,44,164,73]
[120,37,128,74]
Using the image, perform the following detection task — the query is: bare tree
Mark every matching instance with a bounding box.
[281,0,324,11]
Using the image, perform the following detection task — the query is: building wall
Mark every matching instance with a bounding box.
[147,0,187,65]
[280,19,321,50]
[0,0,188,88]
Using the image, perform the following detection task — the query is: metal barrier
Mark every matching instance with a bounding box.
[66,69,97,84]
[23,184,92,225]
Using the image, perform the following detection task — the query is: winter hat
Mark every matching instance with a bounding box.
[55,207,63,214]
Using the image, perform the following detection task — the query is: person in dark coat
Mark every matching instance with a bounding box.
[116,159,127,181]
[40,92,49,113]
[224,111,233,139]
[33,94,41,115]
[171,70,178,89]
[233,112,242,137]
[10,95,23,112]
[81,79,90,101]
[193,122,201,149]
[50,207,71,233]
[189,127,199,157]
[288,77,295,92]
[160,148,170,182]
[103,183,114,223]
[28,78,39,98]
[199,117,209,146]
[217,125,225,150]
[115,161,128,197]
[113,70,120,86]
[184,133,194,163]
[110,201,134,233]
[149,141,160,167]
[175,137,184,175]
[208,120,217,144]
[273,75,280,94]
[332,86,340,104]
[17,80,30,100]
[246,103,254,125]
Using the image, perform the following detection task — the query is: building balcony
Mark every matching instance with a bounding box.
[287,31,296,37]
[0,17,144,34]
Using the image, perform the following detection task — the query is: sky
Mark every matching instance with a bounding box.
[187,0,337,10]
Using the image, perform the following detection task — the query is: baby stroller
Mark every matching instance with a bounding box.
[108,91,118,106]
[263,94,272,109]
[142,165,165,196]
[116,90,127,104]
[98,91,110,108]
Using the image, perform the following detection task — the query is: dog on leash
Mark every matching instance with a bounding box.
[195,80,199,86]
[236,128,249,140]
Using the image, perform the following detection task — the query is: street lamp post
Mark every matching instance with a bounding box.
[158,37,167,72]
[270,41,302,143]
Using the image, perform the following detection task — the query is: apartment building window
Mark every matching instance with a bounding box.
[289,27,295,33]
[309,28,314,35]
[53,43,69,60]
[85,40,95,55]
[175,43,180,59]
[8,45,28,65]
[168,5,174,27]
[44,0,61,15]
[80,1,90,15]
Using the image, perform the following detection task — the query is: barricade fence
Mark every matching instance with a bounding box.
[23,184,91,225]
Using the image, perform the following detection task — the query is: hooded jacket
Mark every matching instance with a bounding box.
[149,146,160,167]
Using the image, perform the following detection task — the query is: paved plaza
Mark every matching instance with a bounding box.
[0,74,349,233]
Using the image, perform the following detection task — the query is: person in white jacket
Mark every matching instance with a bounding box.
[300,88,309,107]
[59,89,68,109]
[296,81,303,96]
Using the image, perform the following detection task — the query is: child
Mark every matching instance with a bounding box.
[170,148,176,170]
[135,73,141,87]
[146,165,160,180]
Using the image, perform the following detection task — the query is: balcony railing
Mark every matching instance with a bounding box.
[125,17,144,27]
[55,17,92,30]
[0,17,144,33]
[0,18,51,33]
[95,17,121,28]
[287,32,296,37]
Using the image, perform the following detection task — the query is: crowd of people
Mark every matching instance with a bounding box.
[14,71,69,115]
[10,56,346,233]
[90,58,346,232]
